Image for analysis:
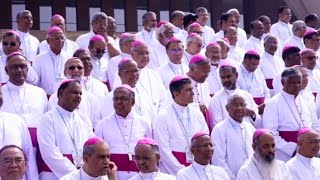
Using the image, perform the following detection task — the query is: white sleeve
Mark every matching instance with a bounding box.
[208,96,224,127]
[37,115,77,178]
[236,167,250,180]
[26,63,39,85]
[176,170,189,180]
[32,56,41,87]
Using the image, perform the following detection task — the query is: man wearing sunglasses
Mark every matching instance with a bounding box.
[129,138,175,180]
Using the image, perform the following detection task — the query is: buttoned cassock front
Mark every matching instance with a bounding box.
[16,29,40,62]
[286,153,320,180]
[39,39,79,57]
[243,36,264,55]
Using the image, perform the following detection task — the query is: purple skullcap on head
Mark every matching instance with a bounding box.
[245,50,259,56]
[189,22,201,28]
[59,79,76,86]
[300,48,314,55]
[119,33,134,41]
[137,137,158,146]
[6,30,19,37]
[219,60,237,69]
[118,57,132,66]
[51,14,64,20]
[47,26,62,35]
[157,21,169,28]
[207,42,220,47]
[187,33,199,38]
[83,137,104,147]
[90,35,105,42]
[253,129,271,141]
[220,37,230,44]
[189,54,207,65]
[297,128,312,137]
[132,40,147,48]
[191,132,209,141]
[304,29,318,37]
[117,84,134,93]
[7,51,23,58]
[170,75,189,84]
[282,45,298,53]
[167,37,181,43]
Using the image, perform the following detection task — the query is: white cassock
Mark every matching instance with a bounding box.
[211,118,255,180]
[228,46,245,64]
[80,76,109,98]
[212,30,224,42]
[272,67,289,95]
[237,64,270,105]
[146,42,169,70]
[237,27,247,48]
[0,54,39,85]
[95,112,152,180]
[206,65,222,96]
[284,35,305,50]
[258,51,284,96]
[307,69,320,96]
[157,61,189,88]
[39,39,79,57]
[173,25,182,35]
[48,90,100,127]
[237,156,292,180]
[90,56,109,83]
[286,153,320,180]
[242,36,263,54]
[270,21,293,49]
[261,33,269,41]
[33,50,70,95]
[182,50,206,67]
[0,111,39,180]
[176,161,229,180]
[129,169,175,180]
[60,167,109,180]
[202,25,215,47]
[190,78,211,107]
[262,90,320,161]
[176,30,188,45]
[16,30,40,62]
[153,101,209,175]
[106,52,131,90]
[75,31,118,50]
[208,88,261,128]
[135,29,158,46]
[37,105,94,180]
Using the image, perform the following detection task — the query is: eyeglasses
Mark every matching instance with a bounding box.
[229,102,247,108]
[121,69,140,74]
[133,50,150,56]
[191,42,203,48]
[306,56,319,60]
[95,48,107,54]
[7,64,28,70]
[306,139,320,144]
[133,154,155,162]
[168,49,183,54]
[68,66,84,70]
[2,42,17,47]
[1,158,25,165]
[112,96,131,101]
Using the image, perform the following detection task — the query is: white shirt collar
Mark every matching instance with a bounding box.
[120,52,131,58]
[80,167,104,180]
[281,89,298,100]
[138,168,161,179]
[7,81,26,91]
[264,51,275,58]
[172,101,188,114]
[278,20,289,26]
[228,117,244,129]
[16,29,29,37]
[297,152,313,165]
[250,35,261,42]
[56,104,74,118]
[168,61,182,67]
[114,111,134,120]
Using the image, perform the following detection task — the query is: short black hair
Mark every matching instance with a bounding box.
[303,31,319,44]
[305,14,318,24]
[220,13,234,26]
[0,145,26,160]
[258,15,268,23]
[244,53,260,60]
[249,20,261,30]
[73,48,87,58]
[57,80,80,98]
[183,13,198,28]
[169,78,191,98]
[278,6,290,15]
[282,46,300,60]
[170,11,184,22]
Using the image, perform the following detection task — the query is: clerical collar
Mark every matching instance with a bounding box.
[297,152,313,165]
[250,35,261,42]
[281,90,298,99]
[240,64,254,75]
[172,101,188,113]
[139,168,160,179]
[80,167,102,180]
[168,60,182,67]
[173,25,181,34]
[264,51,275,58]
[184,50,193,58]
[49,48,61,56]
[278,20,289,25]
[224,88,237,94]
[115,111,133,120]
[16,29,29,36]
[7,81,26,90]
[192,159,210,171]
[120,52,131,58]
[293,35,302,41]
[228,117,244,128]
[56,104,74,118]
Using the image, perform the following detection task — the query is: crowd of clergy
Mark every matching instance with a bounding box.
[1,4,320,180]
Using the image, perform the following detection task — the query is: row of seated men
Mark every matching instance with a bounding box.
[1,5,320,180]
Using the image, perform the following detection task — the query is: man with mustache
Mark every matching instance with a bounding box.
[182,33,204,66]
[205,42,222,96]
[286,128,320,179]
[176,132,229,180]
[195,7,215,48]
[243,20,264,54]
[237,129,292,180]
[211,93,256,180]
[95,85,152,180]
[225,26,245,64]
[208,61,260,127]
[135,12,158,47]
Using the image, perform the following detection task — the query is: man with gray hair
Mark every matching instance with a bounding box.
[76,12,119,58]
[170,11,185,35]
[211,93,256,179]
[182,33,204,65]
[135,11,158,46]
[195,7,215,47]
[61,137,117,180]
[263,67,320,162]
[226,8,247,48]
[285,20,307,50]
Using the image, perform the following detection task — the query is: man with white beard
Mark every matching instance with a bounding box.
[205,42,222,96]
[237,129,292,180]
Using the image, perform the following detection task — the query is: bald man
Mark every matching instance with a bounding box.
[237,129,292,180]
[39,14,79,56]
[286,128,320,179]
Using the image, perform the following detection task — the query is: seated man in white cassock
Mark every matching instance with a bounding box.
[176,132,229,180]
[208,61,260,128]
[0,30,38,85]
[60,137,117,180]
[0,84,39,180]
[158,37,189,88]
[237,50,270,114]
[286,128,320,180]
[1,51,48,151]
[224,26,245,64]
[37,79,94,180]
[237,129,292,180]
[39,14,78,57]
[205,42,222,96]
[73,49,109,98]
[259,34,284,96]
[263,67,320,162]
[211,93,256,180]
[182,33,204,66]
[284,20,306,50]
[195,7,215,47]
[101,57,155,122]
[135,11,158,47]
[226,9,248,48]
[170,11,185,36]
[75,12,119,58]
[129,138,175,180]
[243,20,264,54]
[216,38,241,67]
[33,26,70,96]
[153,75,209,175]
[95,85,152,180]
[107,33,135,90]
[48,57,100,127]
